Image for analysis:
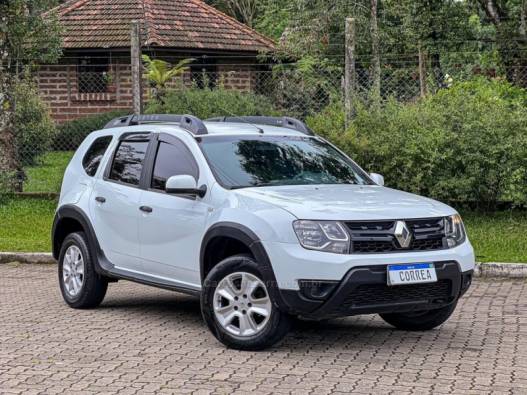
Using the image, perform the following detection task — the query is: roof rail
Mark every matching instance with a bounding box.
[103,114,208,135]
[206,116,314,136]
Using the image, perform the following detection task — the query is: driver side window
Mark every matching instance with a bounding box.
[151,140,199,191]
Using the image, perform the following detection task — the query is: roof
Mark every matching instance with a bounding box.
[48,0,275,52]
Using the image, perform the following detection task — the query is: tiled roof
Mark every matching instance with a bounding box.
[48,0,275,52]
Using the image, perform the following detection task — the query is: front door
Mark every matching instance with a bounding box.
[89,135,150,273]
[138,135,210,289]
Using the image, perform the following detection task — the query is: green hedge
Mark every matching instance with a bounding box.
[53,110,129,151]
[145,86,281,119]
[13,79,57,166]
[307,78,527,208]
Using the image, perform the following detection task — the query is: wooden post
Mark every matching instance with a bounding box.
[370,0,381,107]
[418,41,427,98]
[130,20,142,115]
[344,17,356,128]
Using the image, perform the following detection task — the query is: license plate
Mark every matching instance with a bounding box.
[387,263,437,286]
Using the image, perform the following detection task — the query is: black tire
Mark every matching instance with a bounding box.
[379,301,458,331]
[201,254,291,350]
[58,232,108,309]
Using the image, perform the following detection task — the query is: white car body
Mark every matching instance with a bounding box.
[54,116,475,326]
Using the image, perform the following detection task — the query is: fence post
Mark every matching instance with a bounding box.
[370,0,381,107]
[344,17,356,128]
[418,41,427,98]
[131,20,143,115]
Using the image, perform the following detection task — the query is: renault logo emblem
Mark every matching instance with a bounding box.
[394,221,412,248]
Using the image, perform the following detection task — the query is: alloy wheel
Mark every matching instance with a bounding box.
[213,272,272,337]
[62,245,85,297]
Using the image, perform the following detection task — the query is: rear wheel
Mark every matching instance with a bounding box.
[201,255,291,350]
[379,301,458,331]
[58,232,108,309]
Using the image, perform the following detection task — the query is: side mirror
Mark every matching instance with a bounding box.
[369,173,384,186]
[165,175,207,198]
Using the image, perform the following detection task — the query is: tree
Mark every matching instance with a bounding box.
[209,0,259,27]
[142,55,194,103]
[0,0,62,192]
[475,0,527,86]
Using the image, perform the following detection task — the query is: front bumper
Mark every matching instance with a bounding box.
[279,261,473,319]
[263,239,475,290]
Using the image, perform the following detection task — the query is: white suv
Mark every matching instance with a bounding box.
[53,114,475,350]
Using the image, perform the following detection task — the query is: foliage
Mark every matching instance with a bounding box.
[142,55,194,101]
[13,78,57,166]
[53,110,129,151]
[0,0,62,65]
[307,78,527,208]
[145,85,281,119]
[269,56,342,118]
[0,0,63,192]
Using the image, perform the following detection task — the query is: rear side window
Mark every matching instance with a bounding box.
[109,140,149,186]
[151,141,199,190]
[82,136,112,176]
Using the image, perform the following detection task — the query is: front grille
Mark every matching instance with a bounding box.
[346,217,446,253]
[339,279,452,309]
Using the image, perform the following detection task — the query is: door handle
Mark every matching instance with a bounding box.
[95,196,106,203]
[139,205,153,213]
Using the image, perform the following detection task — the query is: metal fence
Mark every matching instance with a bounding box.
[1,55,526,194]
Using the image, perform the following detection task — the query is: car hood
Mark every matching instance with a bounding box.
[233,185,456,221]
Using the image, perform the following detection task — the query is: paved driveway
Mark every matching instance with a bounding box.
[1,263,526,395]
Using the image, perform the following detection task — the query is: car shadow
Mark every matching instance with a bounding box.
[95,290,427,352]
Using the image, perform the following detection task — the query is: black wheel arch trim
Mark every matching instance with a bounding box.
[52,205,112,275]
[200,222,289,311]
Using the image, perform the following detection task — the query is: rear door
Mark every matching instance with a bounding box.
[89,133,151,273]
[138,133,210,288]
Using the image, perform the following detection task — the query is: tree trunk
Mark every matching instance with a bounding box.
[370,0,381,106]
[0,72,20,192]
[478,0,527,87]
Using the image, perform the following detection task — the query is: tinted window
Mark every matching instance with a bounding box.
[199,136,373,189]
[151,141,199,190]
[82,136,112,176]
[109,140,148,186]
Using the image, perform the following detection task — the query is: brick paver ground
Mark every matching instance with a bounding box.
[1,263,526,394]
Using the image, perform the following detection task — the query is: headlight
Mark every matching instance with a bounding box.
[444,214,466,248]
[293,220,350,254]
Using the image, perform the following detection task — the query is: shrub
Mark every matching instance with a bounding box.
[53,110,129,151]
[307,78,527,208]
[145,86,281,119]
[13,79,56,166]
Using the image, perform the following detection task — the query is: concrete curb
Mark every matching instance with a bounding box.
[1,252,526,279]
[0,252,55,264]
[473,262,527,279]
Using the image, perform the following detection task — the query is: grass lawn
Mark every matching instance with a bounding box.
[23,151,73,193]
[0,194,525,262]
[462,211,527,264]
[0,196,56,252]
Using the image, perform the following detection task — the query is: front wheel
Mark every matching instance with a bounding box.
[379,301,458,331]
[201,255,291,350]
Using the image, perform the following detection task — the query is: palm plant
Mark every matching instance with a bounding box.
[142,55,194,102]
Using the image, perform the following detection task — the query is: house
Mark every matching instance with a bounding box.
[38,0,275,122]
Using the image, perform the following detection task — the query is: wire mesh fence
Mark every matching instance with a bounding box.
[1,55,526,194]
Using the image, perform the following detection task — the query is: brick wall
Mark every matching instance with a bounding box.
[37,61,260,123]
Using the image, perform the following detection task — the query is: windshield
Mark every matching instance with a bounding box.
[198,135,373,189]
